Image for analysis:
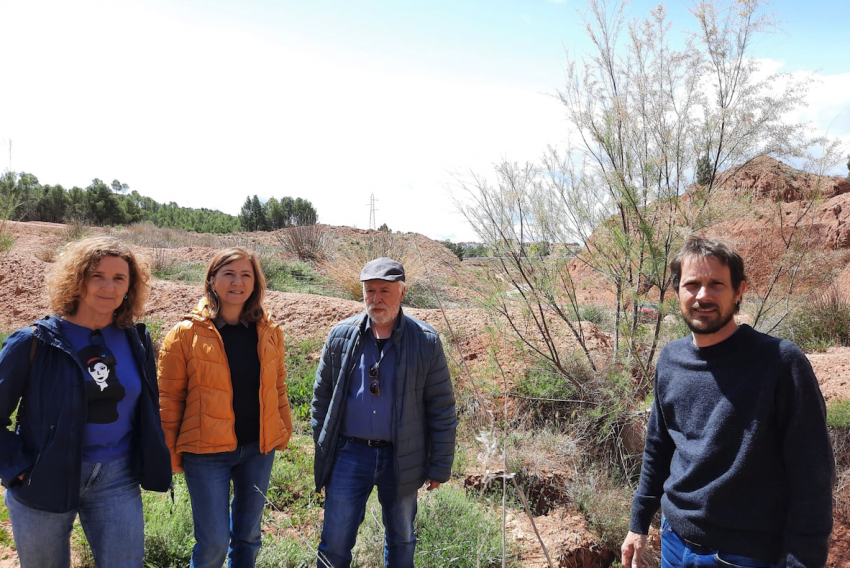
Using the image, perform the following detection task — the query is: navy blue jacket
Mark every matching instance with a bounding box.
[630,325,834,568]
[311,309,457,497]
[0,316,171,513]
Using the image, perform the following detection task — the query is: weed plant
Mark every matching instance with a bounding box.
[579,304,609,325]
[61,218,90,242]
[781,288,850,351]
[569,467,633,555]
[354,486,513,567]
[0,500,13,549]
[142,477,195,567]
[285,339,322,424]
[275,224,329,262]
[0,231,14,253]
[266,436,323,526]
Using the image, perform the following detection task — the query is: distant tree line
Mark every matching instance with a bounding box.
[0,172,317,234]
[239,195,317,232]
[441,241,490,260]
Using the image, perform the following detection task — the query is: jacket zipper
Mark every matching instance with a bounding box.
[27,424,56,486]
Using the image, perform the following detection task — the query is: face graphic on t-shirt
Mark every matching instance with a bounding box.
[88,360,109,390]
[78,343,126,424]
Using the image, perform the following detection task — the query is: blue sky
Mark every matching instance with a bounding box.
[1,0,848,242]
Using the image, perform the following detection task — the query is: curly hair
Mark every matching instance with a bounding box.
[203,247,267,323]
[47,236,151,328]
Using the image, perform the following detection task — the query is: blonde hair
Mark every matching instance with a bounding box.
[47,236,150,328]
[203,247,267,322]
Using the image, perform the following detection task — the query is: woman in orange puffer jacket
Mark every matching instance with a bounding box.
[158,247,292,568]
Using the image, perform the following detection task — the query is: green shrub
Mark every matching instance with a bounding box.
[828,399,850,429]
[402,282,441,309]
[783,289,850,351]
[579,304,608,325]
[513,358,587,425]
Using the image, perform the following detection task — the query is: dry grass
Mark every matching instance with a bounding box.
[35,247,57,263]
[319,232,442,300]
[275,224,329,261]
[115,222,220,249]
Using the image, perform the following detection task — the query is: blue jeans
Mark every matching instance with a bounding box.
[183,442,276,568]
[317,437,418,568]
[661,516,785,568]
[5,455,143,568]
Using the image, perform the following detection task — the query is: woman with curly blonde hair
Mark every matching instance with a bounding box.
[0,235,171,568]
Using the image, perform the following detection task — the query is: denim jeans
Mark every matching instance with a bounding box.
[183,442,276,568]
[661,516,785,568]
[5,455,143,568]
[317,437,418,568]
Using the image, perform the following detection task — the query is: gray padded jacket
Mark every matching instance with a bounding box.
[311,309,456,497]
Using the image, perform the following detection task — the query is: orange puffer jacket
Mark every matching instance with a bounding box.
[157,300,292,472]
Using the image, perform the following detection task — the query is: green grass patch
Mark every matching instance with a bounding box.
[261,257,331,295]
[0,501,14,549]
[255,533,317,568]
[285,339,322,425]
[828,399,850,429]
[142,477,196,567]
[152,261,207,285]
[354,485,514,567]
[267,435,322,525]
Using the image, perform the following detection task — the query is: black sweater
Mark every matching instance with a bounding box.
[630,325,834,568]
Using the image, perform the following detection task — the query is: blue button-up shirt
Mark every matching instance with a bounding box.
[340,317,397,442]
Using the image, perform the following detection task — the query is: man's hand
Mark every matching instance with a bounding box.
[424,479,441,491]
[621,531,648,568]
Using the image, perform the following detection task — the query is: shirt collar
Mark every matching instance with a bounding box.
[364,312,402,339]
[214,316,250,329]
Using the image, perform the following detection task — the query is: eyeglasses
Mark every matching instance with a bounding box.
[369,362,381,396]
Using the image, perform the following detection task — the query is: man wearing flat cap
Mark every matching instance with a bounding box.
[311,257,457,568]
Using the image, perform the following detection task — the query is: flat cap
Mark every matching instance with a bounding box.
[360,257,405,282]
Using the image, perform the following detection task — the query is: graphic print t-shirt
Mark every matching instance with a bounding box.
[61,320,142,462]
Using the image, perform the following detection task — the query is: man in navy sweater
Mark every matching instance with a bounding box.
[621,237,834,568]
